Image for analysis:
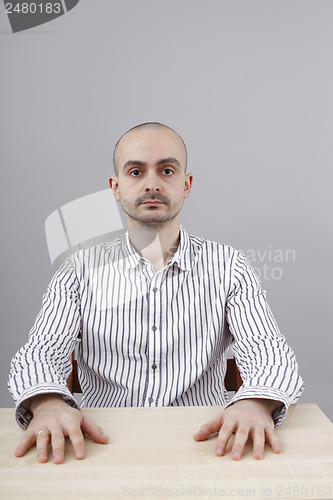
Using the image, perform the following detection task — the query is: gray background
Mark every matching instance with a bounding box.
[1,1,332,420]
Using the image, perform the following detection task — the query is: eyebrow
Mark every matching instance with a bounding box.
[123,160,145,170]
[122,158,181,170]
[157,158,181,169]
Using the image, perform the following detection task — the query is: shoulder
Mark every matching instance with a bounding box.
[56,232,126,272]
[188,231,242,265]
[187,230,258,277]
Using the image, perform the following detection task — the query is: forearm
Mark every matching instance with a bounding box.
[8,255,81,406]
[226,253,304,414]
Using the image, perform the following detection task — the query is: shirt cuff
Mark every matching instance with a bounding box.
[225,385,290,427]
[15,384,80,429]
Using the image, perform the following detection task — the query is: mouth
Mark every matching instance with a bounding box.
[141,200,165,206]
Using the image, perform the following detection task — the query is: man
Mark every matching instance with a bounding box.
[8,122,304,465]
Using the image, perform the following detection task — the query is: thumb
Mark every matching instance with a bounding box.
[81,416,109,444]
[193,414,223,441]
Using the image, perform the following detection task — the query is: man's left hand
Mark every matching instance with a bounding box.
[193,398,283,460]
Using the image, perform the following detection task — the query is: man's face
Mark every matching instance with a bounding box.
[109,127,193,228]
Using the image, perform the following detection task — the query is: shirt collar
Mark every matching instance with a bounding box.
[119,224,193,271]
[169,225,193,271]
[119,231,141,269]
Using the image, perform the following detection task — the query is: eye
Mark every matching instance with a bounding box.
[163,168,174,175]
[129,169,142,176]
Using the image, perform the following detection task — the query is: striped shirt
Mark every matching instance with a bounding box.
[8,226,304,429]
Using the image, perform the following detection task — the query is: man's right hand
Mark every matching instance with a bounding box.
[15,394,109,464]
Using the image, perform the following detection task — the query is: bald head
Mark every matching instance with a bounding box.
[113,122,188,175]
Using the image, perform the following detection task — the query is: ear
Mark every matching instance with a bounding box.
[184,173,193,200]
[109,176,120,201]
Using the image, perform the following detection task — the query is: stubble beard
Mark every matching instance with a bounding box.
[120,197,182,229]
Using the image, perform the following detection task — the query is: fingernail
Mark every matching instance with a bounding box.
[232,451,241,460]
[38,453,47,463]
[216,447,223,456]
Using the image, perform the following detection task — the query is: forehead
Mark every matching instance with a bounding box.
[116,127,186,167]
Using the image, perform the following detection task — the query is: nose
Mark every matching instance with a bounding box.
[144,172,160,192]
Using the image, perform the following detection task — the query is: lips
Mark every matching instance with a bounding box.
[142,200,164,205]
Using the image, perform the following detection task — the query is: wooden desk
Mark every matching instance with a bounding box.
[0,404,332,500]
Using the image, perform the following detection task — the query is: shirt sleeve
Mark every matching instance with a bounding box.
[224,251,304,427]
[7,255,82,429]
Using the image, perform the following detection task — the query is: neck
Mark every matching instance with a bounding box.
[127,218,180,272]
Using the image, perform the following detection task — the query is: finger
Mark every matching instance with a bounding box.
[265,426,282,454]
[50,432,65,464]
[230,426,250,460]
[36,430,51,463]
[193,415,222,441]
[81,416,109,444]
[251,427,265,460]
[15,431,36,458]
[68,428,85,460]
[215,422,236,456]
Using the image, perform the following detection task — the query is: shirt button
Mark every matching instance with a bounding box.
[152,287,158,292]
[152,364,157,370]
[148,397,154,403]
[152,326,157,332]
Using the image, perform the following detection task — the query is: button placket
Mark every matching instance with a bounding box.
[145,273,163,406]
